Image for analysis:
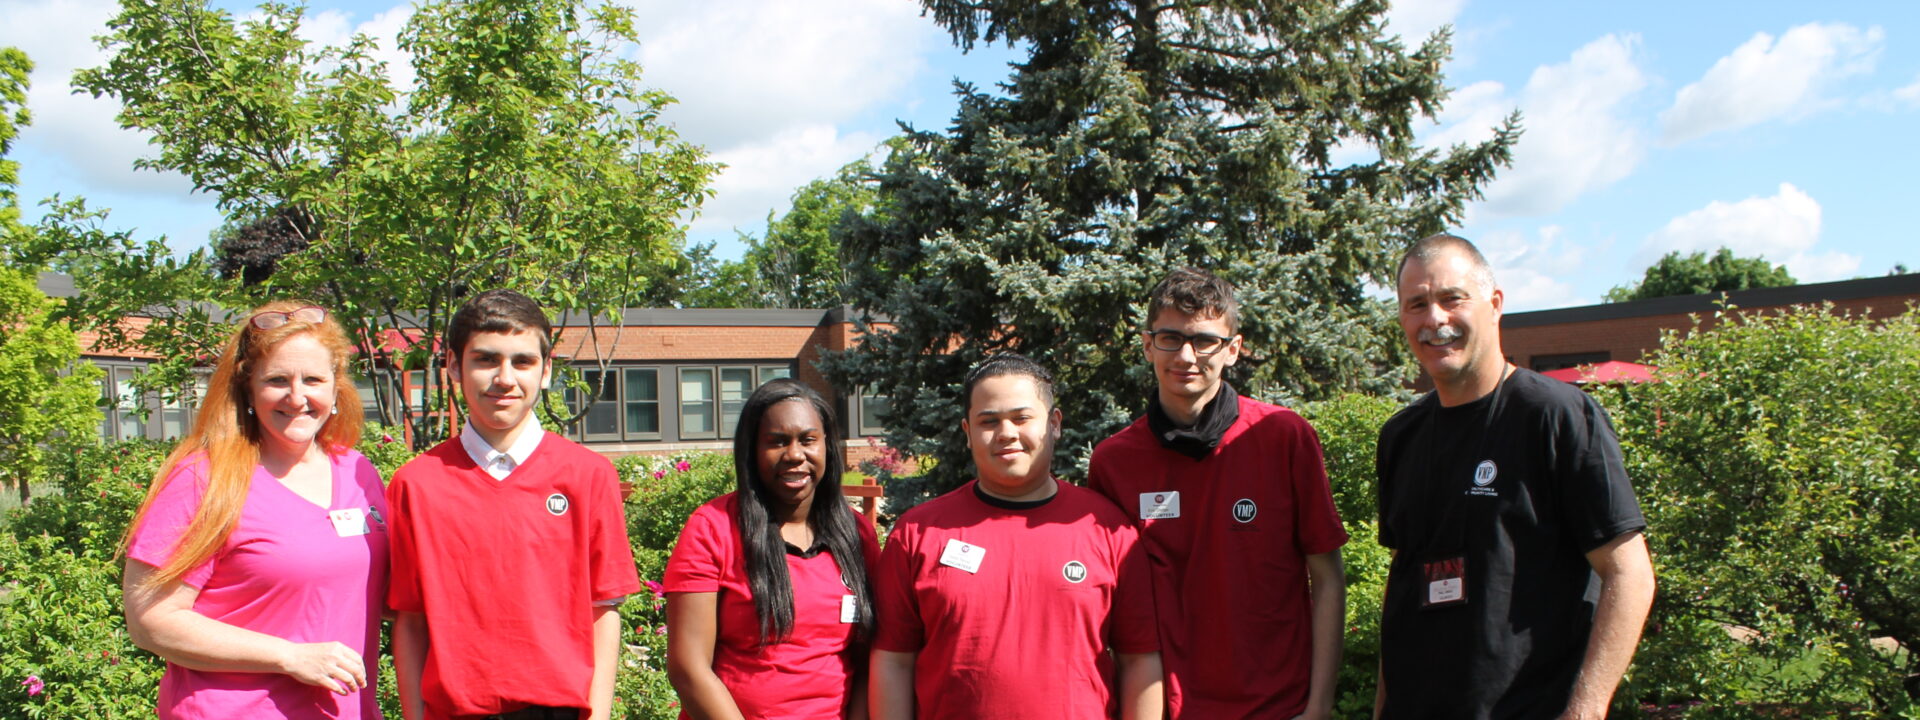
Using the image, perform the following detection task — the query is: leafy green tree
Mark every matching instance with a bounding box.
[0,50,104,506]
[824,0,1517,495]
[1598,305,1920,711]
[1604,247,1796,302]
[36,0,714,447]
[683,155,883,309]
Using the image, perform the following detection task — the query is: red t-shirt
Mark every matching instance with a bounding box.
[663,493,880,719]
[873,479,1157,720]
[386,433,640,717]
[1088,396,1349,719]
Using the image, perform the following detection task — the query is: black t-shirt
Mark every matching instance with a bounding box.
[1375,369,1645,719]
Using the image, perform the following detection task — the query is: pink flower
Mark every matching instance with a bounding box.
[642,579,665,601]
[655,625,668,635]
[652,469,666,480]
[21,675,43,697]
[380,433,395,444]
[674,460,691,472]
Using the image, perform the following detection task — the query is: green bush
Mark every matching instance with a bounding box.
[1298,393,1403,719]
[0,533,161,718]
[620,452,737,553]
[5,440,169,559]
[1597,305,1920,715]
[358,423,420,480]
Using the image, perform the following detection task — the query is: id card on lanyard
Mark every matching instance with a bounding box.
[1415,366,1511,611]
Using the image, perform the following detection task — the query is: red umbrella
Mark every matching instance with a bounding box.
[1540,360,1655,385]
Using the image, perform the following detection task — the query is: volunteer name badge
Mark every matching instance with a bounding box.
[328,508,370,537]
[841,595,858,623]
[1422,556,1467,609]
[939,538,985,574]
[1139,491,1181,520]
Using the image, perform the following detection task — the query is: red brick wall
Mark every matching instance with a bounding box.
[1502,293,1920,370]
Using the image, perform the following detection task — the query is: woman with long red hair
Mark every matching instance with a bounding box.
[121,301,389,719]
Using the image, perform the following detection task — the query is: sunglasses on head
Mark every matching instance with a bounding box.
[249,306,328,330]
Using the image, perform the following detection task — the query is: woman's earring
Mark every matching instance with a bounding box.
[246,407,255,416]
[331,405,339,416]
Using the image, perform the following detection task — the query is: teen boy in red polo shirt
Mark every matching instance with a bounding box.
[388,290,640,720]
[872,354,1162,720]
[1088,268,1348,719]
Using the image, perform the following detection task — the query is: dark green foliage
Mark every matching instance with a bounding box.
[824,0,1516,496]
[1298,393,1401,718]
[1597,305,1920,713]
[0,440,169,719]
[1605,248,1796,303]
[211,205,314,287]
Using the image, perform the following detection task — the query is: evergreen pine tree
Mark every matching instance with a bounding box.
[824,0,1518,498]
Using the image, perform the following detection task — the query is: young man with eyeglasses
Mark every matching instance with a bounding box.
[1088,268,1348,720]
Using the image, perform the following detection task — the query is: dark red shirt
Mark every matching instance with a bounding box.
[1089,396,1349,719]
[873,479,1158,720]
[664,493,880,719]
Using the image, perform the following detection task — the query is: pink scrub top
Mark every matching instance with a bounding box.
[126,450,389,720]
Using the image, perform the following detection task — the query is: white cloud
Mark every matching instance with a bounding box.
[693,125,884,235]
[1434,34,1649,219]
[0,0,201,196]
[1383,0,1466,45]
[296,5,417,94]
[1894,73,1920,108]
[630,0,934,152]
[1641,183,1859,282]
[1475,224,1596,311]
[1660,23,1883,145]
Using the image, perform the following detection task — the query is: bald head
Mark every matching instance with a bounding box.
[1398,233,1497,294]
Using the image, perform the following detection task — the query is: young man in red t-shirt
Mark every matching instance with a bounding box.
[388,290,640,720]
[871,355,1163,720]
[1088,268,1348,719]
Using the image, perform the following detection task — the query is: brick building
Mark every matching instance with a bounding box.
[1500,273,1920,373]
[45,273,895,460]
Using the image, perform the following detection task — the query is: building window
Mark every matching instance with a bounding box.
[578,369,621,441]
[623,368,661,440]
[1530,351,1610,373]
[760,365,792,382]
[857,386,890,437]
[719,367,755,438]
[679,368,717,439]
[110,366,146,441]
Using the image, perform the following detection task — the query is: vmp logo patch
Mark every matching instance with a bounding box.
[1062,560,1088,584]
[546,493,571,516]
[1231,498,1258,523]
[1468,460,1499,497]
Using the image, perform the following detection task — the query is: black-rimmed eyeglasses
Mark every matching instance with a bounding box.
[249,306,327,330]
[1145,329,1232,356]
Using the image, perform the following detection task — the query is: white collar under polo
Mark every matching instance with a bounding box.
[458,417,545,481]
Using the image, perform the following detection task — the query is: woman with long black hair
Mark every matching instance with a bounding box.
[665,378,879,719]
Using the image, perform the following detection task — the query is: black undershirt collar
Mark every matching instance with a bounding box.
[783,537,827,558]
[1147,382,1241,461]
[972,481,1057,510]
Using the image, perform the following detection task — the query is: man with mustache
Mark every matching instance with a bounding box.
[1374,234,1655,719]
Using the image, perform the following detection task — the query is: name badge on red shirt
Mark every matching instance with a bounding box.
[841,594,857,623]
[1422,556,1467,609]
[1138,491,1181,520]
[939,539,985,573]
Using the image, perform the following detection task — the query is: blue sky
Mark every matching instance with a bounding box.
[4,0,1915,311]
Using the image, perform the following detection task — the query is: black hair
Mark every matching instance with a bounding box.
[447,289,554,361]
[962,353,1055,416]
[1145,267,1240,333]
[730,378,873,644]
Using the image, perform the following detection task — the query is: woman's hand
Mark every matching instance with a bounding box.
[279,641,367,695]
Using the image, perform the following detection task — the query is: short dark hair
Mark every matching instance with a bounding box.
[1145,267,1239,333]
[962,354,1055,415]
[1397,233,1497,292]
[447,289,553,360]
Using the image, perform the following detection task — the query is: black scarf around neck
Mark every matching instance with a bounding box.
[1146,382,1240,461]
